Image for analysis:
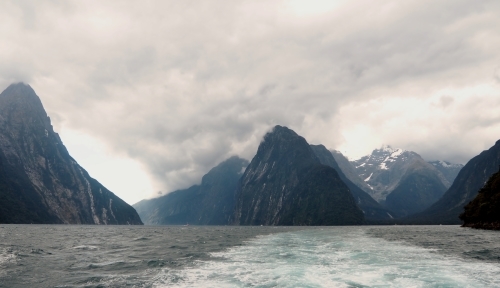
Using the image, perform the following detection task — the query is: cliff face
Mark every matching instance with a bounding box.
[233,126,364,226]
[133,156,248,225]
[310,145,395,221]
[0,83,142,224]
[460,169,500,230]
[409,140,500,224]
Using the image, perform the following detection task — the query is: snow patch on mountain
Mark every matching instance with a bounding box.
[439,160,451,167]
[376,148,405,170]
[364,173,373,182]
[390,149,404,158]
[381,145,396,153]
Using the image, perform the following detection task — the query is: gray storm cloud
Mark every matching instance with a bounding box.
[1,0,500,201]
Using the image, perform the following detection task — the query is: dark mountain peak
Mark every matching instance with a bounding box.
[0,82,50,129]
[234,126,364,225]
[271,124,291,133]
[1,82,40,105]
[2,82,35,94]
[250,125,319,177]
[263,125,303,143]
[0,84,142,224]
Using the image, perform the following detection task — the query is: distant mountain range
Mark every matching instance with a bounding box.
[328,146,463,217]
[0,83,142,224]
[137,126,366,226]
[348,146,455,201]
[134,156,248,225]
[135,126,498,226]
[4,83,497,227]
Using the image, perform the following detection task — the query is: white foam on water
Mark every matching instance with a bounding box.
[0,248,17,277]
[0,248,16,265]
[152,228,500,288]
[72,245,98,250]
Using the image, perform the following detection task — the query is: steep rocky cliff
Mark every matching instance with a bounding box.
[133,156,248,225]
[459,169,500,230]
[233,126,364,226]
[310,145,395,221]
[0,83,142,224]
[409,140,500,224]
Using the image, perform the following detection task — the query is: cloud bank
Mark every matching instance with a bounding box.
[1,0,499,203]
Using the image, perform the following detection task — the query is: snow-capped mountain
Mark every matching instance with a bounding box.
[350,146,450,202]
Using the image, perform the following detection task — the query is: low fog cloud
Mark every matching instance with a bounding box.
[1,0,499,201]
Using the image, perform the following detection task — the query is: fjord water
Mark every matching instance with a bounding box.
[0,225,498,287]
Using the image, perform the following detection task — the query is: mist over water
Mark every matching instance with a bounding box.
[0,225,498,287]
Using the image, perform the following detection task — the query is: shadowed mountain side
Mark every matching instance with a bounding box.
[310,145,395,221]
[384,165,447,218]
[330,150,374,194]
[278,165,364,225]
[0,83,142,224]
[233,126,364,226]
[407,140,500,224]
[133,156,248,225]
[460,169,500,230]
[133,186,199,225]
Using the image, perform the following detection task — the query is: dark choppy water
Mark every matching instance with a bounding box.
[0,225,498,287]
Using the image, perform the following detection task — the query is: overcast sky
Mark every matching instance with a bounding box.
[1,0,500,204]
